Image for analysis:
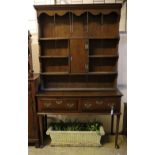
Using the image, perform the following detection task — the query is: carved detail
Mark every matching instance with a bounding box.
[96,100,103,105]
[66,103,74,108]
[37,10,120,18]
[44,102,51,108]
[84,103,92,109]
[55,100,63,105]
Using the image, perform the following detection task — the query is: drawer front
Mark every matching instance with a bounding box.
[81,98,120,113]
[38,98,78,112]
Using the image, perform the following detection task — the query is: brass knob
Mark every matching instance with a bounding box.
[44,103,51,108]
[56,100,63,105]
[96,100,103,105]
[84,103,92,109]
[66,103,74,108]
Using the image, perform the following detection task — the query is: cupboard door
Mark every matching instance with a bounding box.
[70,39,88,73]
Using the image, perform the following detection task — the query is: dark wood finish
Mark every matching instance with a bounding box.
[38,98,78,112]
[70,39,88,73]
[115,114,120,149]
[111,114,114,134]
[28,31,33,78]
[80,97,120,113]
[34,4,122,149]
[122,102,127,136]
[38,115,44,148]
[28,31,40,147]
[28,75,40,147]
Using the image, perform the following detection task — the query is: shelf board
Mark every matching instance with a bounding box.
[40,72,117,76]
[89,55,118,58]
[39,37,69,41]
[42,88,116,91]
[41,72,69,75]
[88,72,117,75]
[39,36,120,41]
[39,56,69,59]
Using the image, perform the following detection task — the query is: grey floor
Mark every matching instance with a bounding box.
[29,135,127,155]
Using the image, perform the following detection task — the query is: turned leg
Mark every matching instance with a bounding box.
[115,114,120,149]
[44,115,47,131]
[43,115,47,133]
[111,114,114,134]
[38,115,44,147]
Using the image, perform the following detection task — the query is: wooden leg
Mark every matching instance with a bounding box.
[35,140,40,148]
[111,114,114,134]
[115,114,120,149]
[42,115,47,134]
[38,115,44,148]
[44,115,47,131]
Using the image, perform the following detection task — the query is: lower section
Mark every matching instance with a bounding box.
[36,89,122,149]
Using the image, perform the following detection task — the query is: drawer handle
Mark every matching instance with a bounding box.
[67,103,74,108]
[56,100,63,105]
[44,103,51,108]
[108,103,115,107]
[84,103,92,109]
[96,100,103,105]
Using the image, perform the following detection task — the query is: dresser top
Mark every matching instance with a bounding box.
[34,4,122,10]
[34,4,122,17]
[36,89,122,97]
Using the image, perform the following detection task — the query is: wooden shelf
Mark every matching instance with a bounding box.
[36,88,122,97]
[39,37,69,41]
[39,37,120,41]
[39,56,69,59]
[88,72,117,75]
[42,88,116,91]
[89,55,118,58]
[41,72,69,75]
[40,72,117,76]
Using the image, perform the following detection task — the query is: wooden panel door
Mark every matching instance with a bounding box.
[70,39,88,73]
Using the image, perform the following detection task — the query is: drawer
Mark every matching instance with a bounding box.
[80,98,120,113]
[38,98,78,112]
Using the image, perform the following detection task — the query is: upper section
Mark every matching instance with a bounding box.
[34,4,122,39]
[34,4,122,17]
[34,4,122,91]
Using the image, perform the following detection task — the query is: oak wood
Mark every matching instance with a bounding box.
[70,39,88,73]
[115,114,120,149]
[111,114,114,134]
[28,31,40,147]
[34,4,122,148]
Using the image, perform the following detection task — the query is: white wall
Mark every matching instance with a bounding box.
[29,0,127,133]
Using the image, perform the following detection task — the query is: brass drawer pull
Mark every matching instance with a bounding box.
[44,103,51,108]
[67,103,74,108]
[84,103,92,109]
[96,100,103,105]
[55,100,63,105]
